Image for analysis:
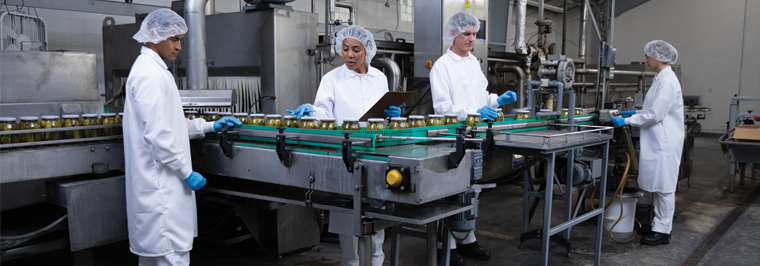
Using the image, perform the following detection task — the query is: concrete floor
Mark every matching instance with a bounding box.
[5,134,760,266]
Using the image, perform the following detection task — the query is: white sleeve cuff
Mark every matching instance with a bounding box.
[203,121,216,133]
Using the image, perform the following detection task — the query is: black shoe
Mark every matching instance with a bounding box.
[640,232,671,245]
[637,224,652,235]
[438,249,465,266]
[457,241,491,260]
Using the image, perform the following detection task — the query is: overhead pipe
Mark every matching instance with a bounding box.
[335,2,355,25]
[537,0,544,20]
[512,0,528,55]
[578,4,588,60]
[575,68,656,77]
[494,64,526,108]
[204,0,215,15]
[323,0,337,63]
[185,0,209,90]
[527,0,564,13]
[561,0,567,55]
[371,57,401,92]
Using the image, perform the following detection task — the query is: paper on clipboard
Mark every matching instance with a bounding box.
[359,92,415,121]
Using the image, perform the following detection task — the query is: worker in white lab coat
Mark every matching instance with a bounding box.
[429,12,517,266]
[287,25,397,266]
[614,40,684,246]
[123,9,242,266]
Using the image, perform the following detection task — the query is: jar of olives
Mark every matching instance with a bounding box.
[81,114,101,138]
[367,118,386,130]
[389,117,409,130]
[0,117,19,144]
[283,115,300,128]
[185,111,199,120]
[116,112,124,135]
[575,108,583,116]
[538,109,551,119]
[20,116,42,142]
[300,117,317,129]
[444,114,460,125]
[341,118,361,131]
[249,114,265,126]
[41,115,62,140]
[465,113,482,127]
[265,114,283,127]
[218,112,233,119]
[495,108,505,122]
[516,111,532,120]
[62,115,82,139]
[427,115,445,126]
[318,118,338,130]
[408,116,426,128]
[560,108,569,117]
[101,113,117,136]
[205,111,220,122]
[234,113,250,125]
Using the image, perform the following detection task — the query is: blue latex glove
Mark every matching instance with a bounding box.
[214,116,243,132]
[185,171,207,191]
[497,91,517,105]
[383,106,401,117]
[286,104,315,119]
[612,117,627,127]
[477,105,499,121]
[621,110,636,118]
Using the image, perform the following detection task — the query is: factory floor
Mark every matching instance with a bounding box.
[6,134,760,266]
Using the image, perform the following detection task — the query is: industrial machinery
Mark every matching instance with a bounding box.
[721,96,760,193]
[0,50,126,264]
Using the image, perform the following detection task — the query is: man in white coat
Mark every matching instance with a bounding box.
[613,40,684,246]
[429,12,517,266]
[123,9,241,265]
[287,25,398,266]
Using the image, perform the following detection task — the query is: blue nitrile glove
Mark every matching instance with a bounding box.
[612,117,626,127]
[286,104,315,119]
[185,171,207,191]
[497,90,517,105]
[621,110,636,118]
[383,106,401,117]
[213,116,243,132]
[477,105,499,121]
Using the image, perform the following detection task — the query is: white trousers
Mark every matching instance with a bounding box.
[339,230,385,266]
[652,192,675,234]
[138,251,190,266]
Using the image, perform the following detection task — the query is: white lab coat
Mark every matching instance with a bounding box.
[314,64,388,266]
[626,66,684,193]
[123,47,215,257]
[431,48,499,120]
[311,64,389,125]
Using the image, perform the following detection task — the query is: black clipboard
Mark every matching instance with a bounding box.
[359,92,415,121]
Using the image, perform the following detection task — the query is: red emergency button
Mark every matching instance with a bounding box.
[425,60,433,69]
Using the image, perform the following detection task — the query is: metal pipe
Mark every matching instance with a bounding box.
[537,0,544,20]
[335,2,355,25]
[426,222,437,266]
[584,0,602,41]
[494,64,526,108]
[578,4,587,60]
[512,0,528,55]
[520,80,564,117]
[608,0,615,46]
[371,57,401,92]
[324,0,336,63]
[527,0,564,13]
[561,0,567,55]
[376,49,412,55]
[487,58,520,64]
[575,68,656,76]
[311,0,315,13]
[185,0,209,90]
[204,0,215,15]
[403,85,432,117]
[738,0,749,96]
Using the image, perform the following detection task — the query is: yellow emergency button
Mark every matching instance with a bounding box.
[386,169,403,187]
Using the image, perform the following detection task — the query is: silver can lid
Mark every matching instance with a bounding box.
[20,116,39,121]
[62,115,80,119]
[101,113,116,117]
[0,117,16,122]
[41,115,60,119]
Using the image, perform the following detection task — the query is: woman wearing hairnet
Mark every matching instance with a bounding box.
[123,8,241,266]
[429,12,514,266]
[287,25,394,266]
[613,40,684,245]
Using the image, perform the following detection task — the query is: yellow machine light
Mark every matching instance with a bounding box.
[386,170,403,187]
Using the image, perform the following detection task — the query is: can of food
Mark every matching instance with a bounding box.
[250,114,265,126]
[341,118,361,131]
[516,111,532,120]
[20,116,42,142]
[265,114,283,127]
[234,113,250,125]
[389,117,409,130]
[81,114,100,138]
[101,113,117,136]
[495,108,505,122]
[409,115,426,128]
[300,117,317,129]
[427,115,444,126]
[444,114,460,125]
[318,118,338,130]
[41,115,62,140]
[465,113,482,127]
[367,118,386,130]
[0,117,19,144]
[62,115,83,139]
[283,115,300,128]
[560,108,569,117]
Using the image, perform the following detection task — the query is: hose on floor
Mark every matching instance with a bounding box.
[589,152,641,243]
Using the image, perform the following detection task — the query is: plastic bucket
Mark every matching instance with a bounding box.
[603,196,638,233]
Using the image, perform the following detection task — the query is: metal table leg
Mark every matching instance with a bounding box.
[390,225,401,266]
[427,221,439,266]
[541,153,556,266]
[740,163,746,185]
[594,142,610,266]
[564,150,575,240]
[358,235,372,266]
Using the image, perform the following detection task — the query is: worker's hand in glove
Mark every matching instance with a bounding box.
[185,171,207,191]
[286,104,315,119]
[477,105,499,121]
[621,110,637,117]
[497,91,517,105]
[383,106,401,117]
[213,117,243,132]
[612,117,627,127]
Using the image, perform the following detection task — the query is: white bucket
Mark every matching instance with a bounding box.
[603,196,638,233]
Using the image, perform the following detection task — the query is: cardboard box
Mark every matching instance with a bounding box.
[733,125,760,142]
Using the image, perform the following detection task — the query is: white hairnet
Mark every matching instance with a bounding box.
[443,12,480,42]
[133,9,188,44]
[645,40,678,64]
[335,25,377,65]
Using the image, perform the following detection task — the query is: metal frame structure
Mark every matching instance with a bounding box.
[722,96,760,192]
